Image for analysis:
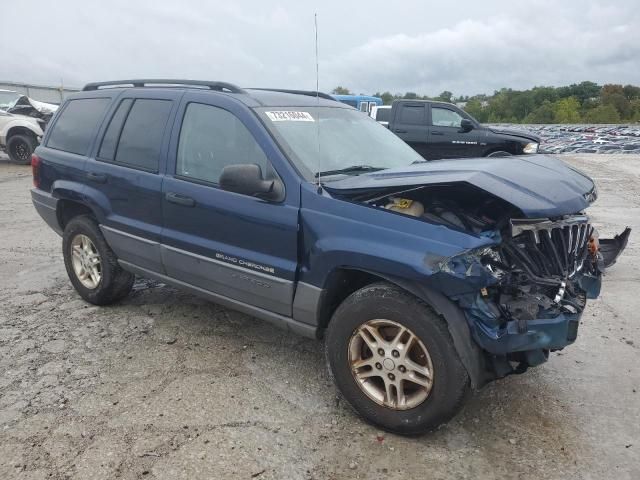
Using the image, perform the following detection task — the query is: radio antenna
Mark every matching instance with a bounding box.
[314,12,322,191]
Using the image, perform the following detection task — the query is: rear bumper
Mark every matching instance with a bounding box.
[31,188,62,235]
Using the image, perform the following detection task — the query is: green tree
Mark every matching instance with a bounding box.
[583,105,621,123]
[463,99,488,122]
[553,97,581,123]
[623,84,640,100]
[403,92,418,99]
[602,92,632,119]
[331,86,351,95]
[379,91,394,105]
[524,101,556,124]
[631,99,640,121]
[437,91,453,103]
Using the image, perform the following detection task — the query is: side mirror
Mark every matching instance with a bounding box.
[460,118,474,132]
[219,164,284,202]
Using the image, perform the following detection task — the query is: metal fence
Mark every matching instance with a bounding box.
[0,81,80,105]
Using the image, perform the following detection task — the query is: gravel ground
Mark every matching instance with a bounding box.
[0,153,638,480]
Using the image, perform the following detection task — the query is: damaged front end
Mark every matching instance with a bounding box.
[324,156,630,382]
[438,214,609,375]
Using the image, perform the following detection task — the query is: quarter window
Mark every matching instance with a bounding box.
[176,103,269,185]
[98,98,133,160]
[47,98,111,155]
[431,107,464,128]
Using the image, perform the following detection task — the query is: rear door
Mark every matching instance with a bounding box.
[390,102,430,158]
[427,104,481,158]
[160,92,300,316]
[85,89,180,272]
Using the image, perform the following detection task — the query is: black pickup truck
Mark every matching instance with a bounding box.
[373,100,541,160]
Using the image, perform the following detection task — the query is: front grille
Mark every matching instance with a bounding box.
[504,216,592,282]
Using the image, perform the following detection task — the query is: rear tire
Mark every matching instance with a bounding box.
[62,215,134,305]
[7,134,36,164]
[325,282,469,435]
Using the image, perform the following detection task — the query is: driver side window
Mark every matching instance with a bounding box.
[431,107,463,128]
[176,103,270,185]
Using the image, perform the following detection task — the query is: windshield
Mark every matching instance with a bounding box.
[0,91,21,111]
[257,106,424,181]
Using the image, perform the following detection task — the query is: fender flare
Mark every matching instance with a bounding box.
[360,270,493,390]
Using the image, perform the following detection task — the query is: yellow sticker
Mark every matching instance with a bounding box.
[395,199,413,209]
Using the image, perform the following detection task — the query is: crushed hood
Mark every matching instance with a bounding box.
[323,155,595,218]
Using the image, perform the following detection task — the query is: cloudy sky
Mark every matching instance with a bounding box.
[2,0,639,96]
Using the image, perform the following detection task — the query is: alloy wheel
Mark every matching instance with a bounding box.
[348,319,434,410]
[70,234,102,289]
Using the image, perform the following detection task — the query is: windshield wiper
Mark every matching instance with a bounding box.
[314,165,384,178]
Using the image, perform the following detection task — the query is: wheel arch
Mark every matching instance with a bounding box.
[56,198,98,231]
[7,125,40,141]
[315,266,492,389]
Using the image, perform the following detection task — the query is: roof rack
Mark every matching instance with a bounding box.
[249,88,336,101]
[82,79,245,93]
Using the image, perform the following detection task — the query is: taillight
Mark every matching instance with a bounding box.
[31,154,41,188]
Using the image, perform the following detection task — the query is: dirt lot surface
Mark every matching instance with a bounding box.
[0,153,638,479]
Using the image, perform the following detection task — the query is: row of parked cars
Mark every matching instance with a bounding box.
[517,124,640,154]
[30,79,629,435]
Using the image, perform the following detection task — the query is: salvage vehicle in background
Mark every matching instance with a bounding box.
[0,89,57,163]
[379,99,541,160]
[31,80,629,435]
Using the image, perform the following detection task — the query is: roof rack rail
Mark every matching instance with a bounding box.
[249,88,336,101]
[82,79,245,93]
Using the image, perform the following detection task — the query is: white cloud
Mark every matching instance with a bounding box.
[1,0,638,96]
[322,9,640,95]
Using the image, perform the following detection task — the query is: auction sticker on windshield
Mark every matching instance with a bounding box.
[265,111,315,122]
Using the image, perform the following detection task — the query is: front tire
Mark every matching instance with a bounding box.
[62,215,134,305]
[7,134,36,164]
[486,150,512,157]
[325,282,469,435]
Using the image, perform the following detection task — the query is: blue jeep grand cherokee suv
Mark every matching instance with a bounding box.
[30,80,629,435]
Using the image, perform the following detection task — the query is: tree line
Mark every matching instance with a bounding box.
[331,82,640,124]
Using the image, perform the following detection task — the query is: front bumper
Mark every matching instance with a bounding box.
[471,310,581,355]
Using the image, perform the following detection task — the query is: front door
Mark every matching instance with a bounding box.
[161,92,299,316]
[427,105,481,159]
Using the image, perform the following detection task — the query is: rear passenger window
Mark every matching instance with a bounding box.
[398,105,425,125]
[176,103,269,185]
[112,99,172,172]
[47,98,110,155]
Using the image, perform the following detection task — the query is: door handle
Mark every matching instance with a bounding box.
[431,131,444,136]
[86,172,107,183]
[166,192,195,207]
[394,129,407,133]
